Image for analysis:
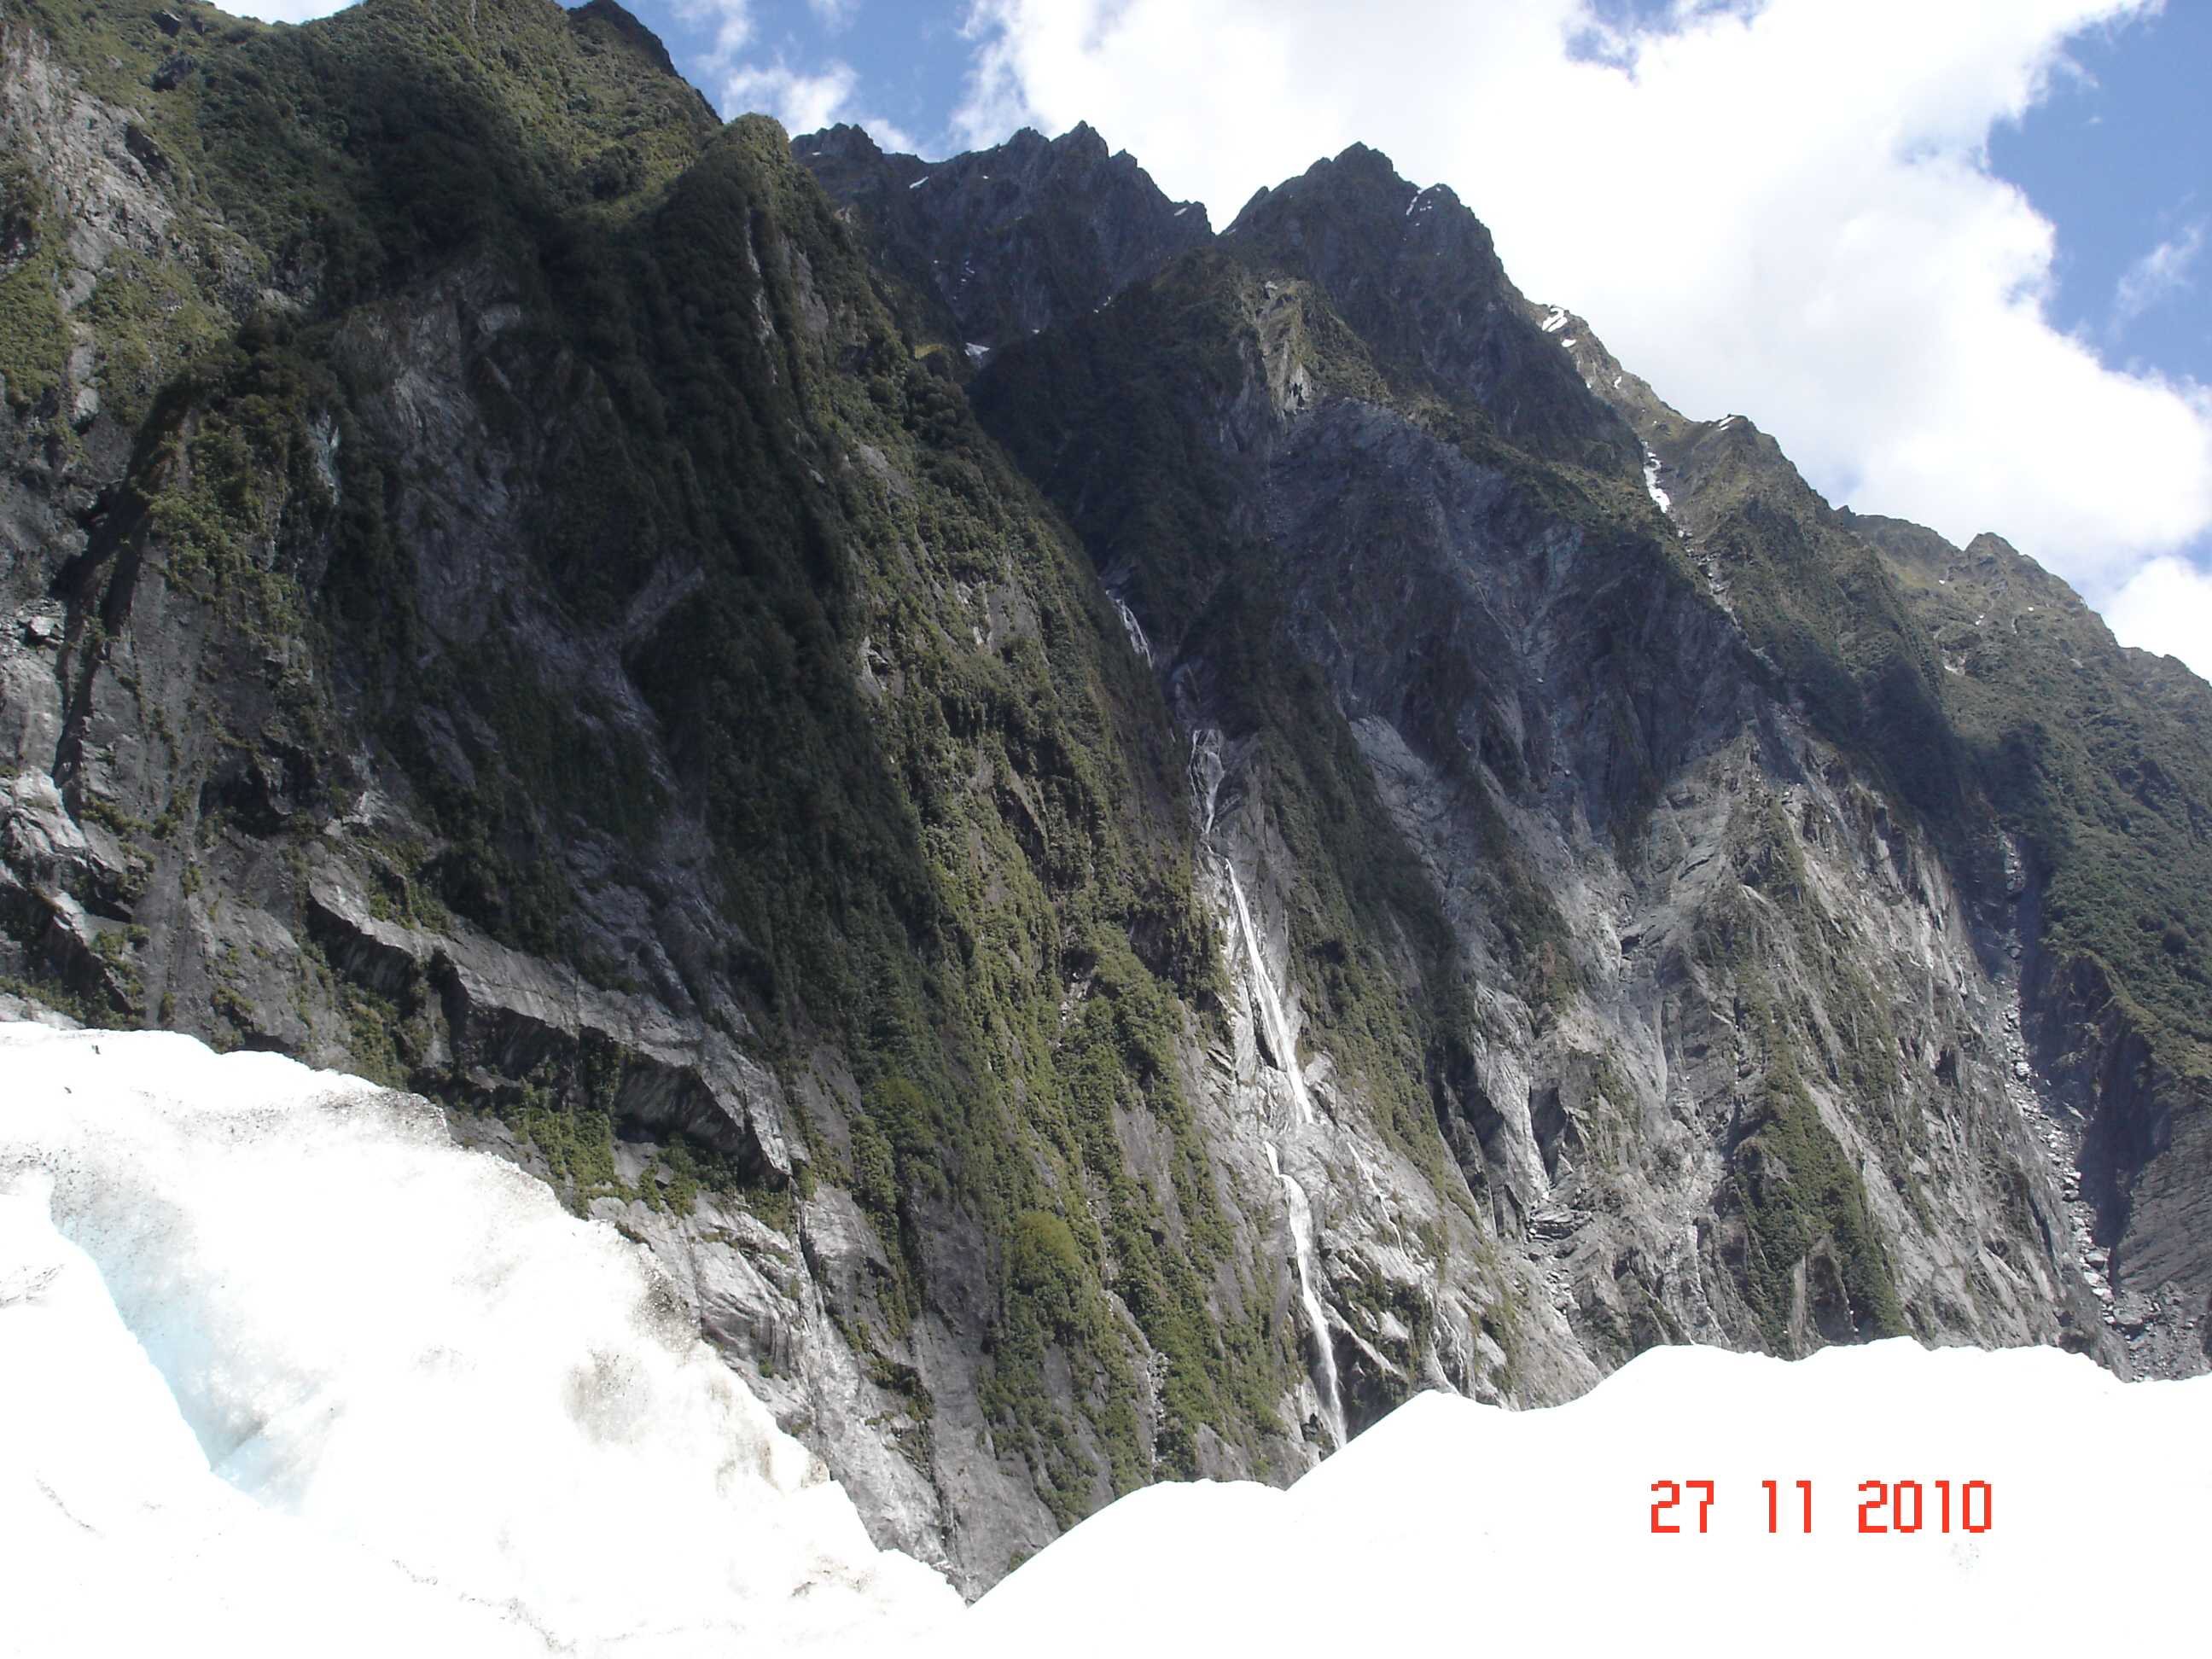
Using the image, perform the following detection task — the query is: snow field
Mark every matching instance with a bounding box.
[969,1338,2206,1656]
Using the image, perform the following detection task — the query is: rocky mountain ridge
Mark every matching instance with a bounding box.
[793,119,1210,361]
[3,0,2206,1598]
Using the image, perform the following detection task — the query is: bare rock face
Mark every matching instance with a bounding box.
[1243,392,2101,1369]
[795,120,1212,355]
[1225,147,1643,475]
[971,139,2173,1409]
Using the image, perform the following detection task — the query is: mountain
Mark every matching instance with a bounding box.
[3,0,2207,1598]
[793,119,1210,358]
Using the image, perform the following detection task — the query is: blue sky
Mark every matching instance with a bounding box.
[245,1,2212,672]
[1990,6,2212,389]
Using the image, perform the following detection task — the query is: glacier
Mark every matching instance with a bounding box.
[5,1021,2206,1656]
[0,1023,959,1656]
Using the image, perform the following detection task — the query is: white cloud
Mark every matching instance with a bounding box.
[2112,222,2205,330]
[717,57,917,153]
[2098,553,2212,678]
[807,0,861,30]
[674,0,759,64]
[952,0,2212,666]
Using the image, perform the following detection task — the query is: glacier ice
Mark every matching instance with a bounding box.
[0,1024,958,1656]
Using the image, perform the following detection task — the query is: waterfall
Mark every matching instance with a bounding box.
[1113,595,1154,667]
[1190,730,1348,1451]
[1226,866,1313,1126]
[1264,1142,1348,1450]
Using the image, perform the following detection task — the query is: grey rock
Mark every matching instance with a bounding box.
[149,53,197,94]
[794,121,1211,352]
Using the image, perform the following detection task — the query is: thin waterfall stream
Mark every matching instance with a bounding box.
[1190,728,1349,1451]
[1111,594,1154,667]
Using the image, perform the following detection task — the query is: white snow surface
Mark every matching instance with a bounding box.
[12,1025,2209,1656]
[1643,447,1674,513]
[968,1341,2206,1656]
[1540,306,1570,333]
[0,1025,958,1656]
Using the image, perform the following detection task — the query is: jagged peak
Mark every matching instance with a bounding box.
[1286,142,1412,200]
[1225,143,1489,259]
[793,114,1212,347]
[800,119,1126,176]
[793,122,885,160]
[795,117,1202,223]
[1059,119,1109,158]
[1326,140,1403,179]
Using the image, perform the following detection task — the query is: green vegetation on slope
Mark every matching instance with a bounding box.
[14,0,1299,1515]
[1858,519,2212,1069]
[974,255,1518,1208]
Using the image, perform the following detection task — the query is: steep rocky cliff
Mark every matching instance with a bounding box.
[1545,306,2212,1369]
[971,154,2127,1394]
[3,0,2206,1601]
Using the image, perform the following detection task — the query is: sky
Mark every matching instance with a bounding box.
[240,2,2212,678]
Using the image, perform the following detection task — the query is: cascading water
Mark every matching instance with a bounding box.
[1190,730,1349,1451]
[1225,868,1311,1128]
[1112,595,1154,667]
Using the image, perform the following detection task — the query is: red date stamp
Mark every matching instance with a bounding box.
[1650,1479,1992,1534]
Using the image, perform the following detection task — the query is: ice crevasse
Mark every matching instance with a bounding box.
[5,1022,2209,1657]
